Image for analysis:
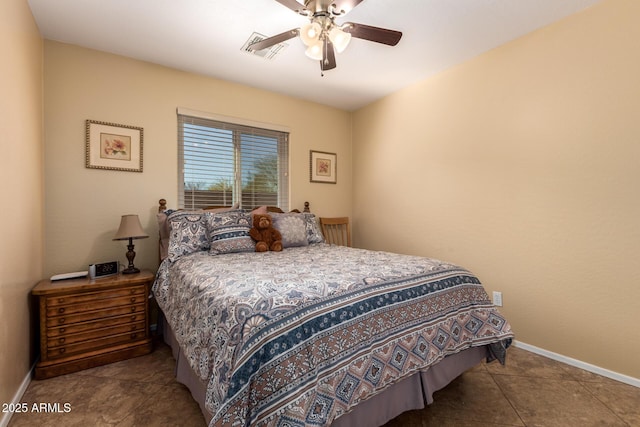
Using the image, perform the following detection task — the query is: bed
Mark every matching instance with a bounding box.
[153,200,513,427]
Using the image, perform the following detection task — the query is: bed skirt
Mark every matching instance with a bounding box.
[161,315,487,426]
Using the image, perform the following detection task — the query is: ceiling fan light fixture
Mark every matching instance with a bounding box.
[305,41,323,60]
[300,21,322,46]
[329,26,351,53]
[252,0,403,73]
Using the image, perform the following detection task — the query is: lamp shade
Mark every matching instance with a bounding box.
[329,27,351,53]
[305,40,324,60]
[300,22,322,46]
[113,214,149,241]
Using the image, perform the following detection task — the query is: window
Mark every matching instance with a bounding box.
[178,111,289,210]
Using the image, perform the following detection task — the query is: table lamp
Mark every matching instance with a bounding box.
[113,214,149,274]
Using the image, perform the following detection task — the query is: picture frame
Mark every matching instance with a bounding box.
[310,150,337,184]
[85,120,143,172]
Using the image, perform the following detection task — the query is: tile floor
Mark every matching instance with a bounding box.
[8,342,640,427]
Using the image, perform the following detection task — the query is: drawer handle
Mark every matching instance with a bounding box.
[59,348,66,354]
[58,308,65,314]
[130,289,136,294]
[131,333,138,339]
[58,318,66,324]
[130,297,137,303]
[131,315,137,321]
[59,327,65,333]
[58,298,65,303]
[131,307,136,312]
[59,338,65,344]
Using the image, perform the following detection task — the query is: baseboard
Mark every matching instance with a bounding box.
[0,364,33,427]
[514,340,640,388]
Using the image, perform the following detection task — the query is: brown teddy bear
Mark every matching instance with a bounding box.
[249,214,283,252]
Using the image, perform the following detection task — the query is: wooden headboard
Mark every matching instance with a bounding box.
[157,199,310,214]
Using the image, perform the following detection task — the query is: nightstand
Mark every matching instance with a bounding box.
[32,270,154,379]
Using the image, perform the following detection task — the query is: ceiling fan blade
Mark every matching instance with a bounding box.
[321,38,337,71]
[343,22,402,46]
[331,0,365,15]
[248,29,299,51]
[274,0,306,13]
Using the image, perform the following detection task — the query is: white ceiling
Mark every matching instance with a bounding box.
[28,0,602,111]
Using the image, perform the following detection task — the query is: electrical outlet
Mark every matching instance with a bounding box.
[492,291,503,306]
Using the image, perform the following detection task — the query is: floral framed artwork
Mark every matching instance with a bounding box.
[85,120,143,172]
[310,150,337,184]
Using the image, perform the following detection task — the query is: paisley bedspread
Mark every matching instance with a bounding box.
[153,244,513,427]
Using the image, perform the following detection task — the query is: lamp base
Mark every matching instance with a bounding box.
[122,239,140,275]
[122,266,140,275]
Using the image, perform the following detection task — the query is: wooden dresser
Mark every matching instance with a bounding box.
[32,270,154,379]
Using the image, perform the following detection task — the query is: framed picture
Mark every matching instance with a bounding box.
[310,150,337,184]
[85,120,143,172]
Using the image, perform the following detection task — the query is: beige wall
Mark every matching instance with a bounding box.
[353,0,639,379]
[43,41,352,277]
[0,0,44,408]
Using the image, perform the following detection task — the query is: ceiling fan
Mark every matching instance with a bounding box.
[249,0,402,73]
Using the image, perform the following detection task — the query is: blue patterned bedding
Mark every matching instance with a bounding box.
[153,243,513,427]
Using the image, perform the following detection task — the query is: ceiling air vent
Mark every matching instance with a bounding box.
[241,32,288,60]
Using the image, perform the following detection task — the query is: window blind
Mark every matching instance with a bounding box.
[178,113,289,211]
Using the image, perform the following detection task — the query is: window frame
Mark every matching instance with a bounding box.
[177,108,290,211]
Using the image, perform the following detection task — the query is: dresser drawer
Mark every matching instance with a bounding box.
[46,294,146,317]
[45,286,145,307]
[46,303,146,328]
[46,313,145,337]
[48,321,146,347]
[46,330,148,360]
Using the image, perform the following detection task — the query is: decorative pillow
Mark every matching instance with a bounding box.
[167,211,210,262]
[302,213,325,244]
[158,205,238,261]
[206,210,255,254]
[271,213,309,248]
[251,205,268,216]
[205,203,240,213]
